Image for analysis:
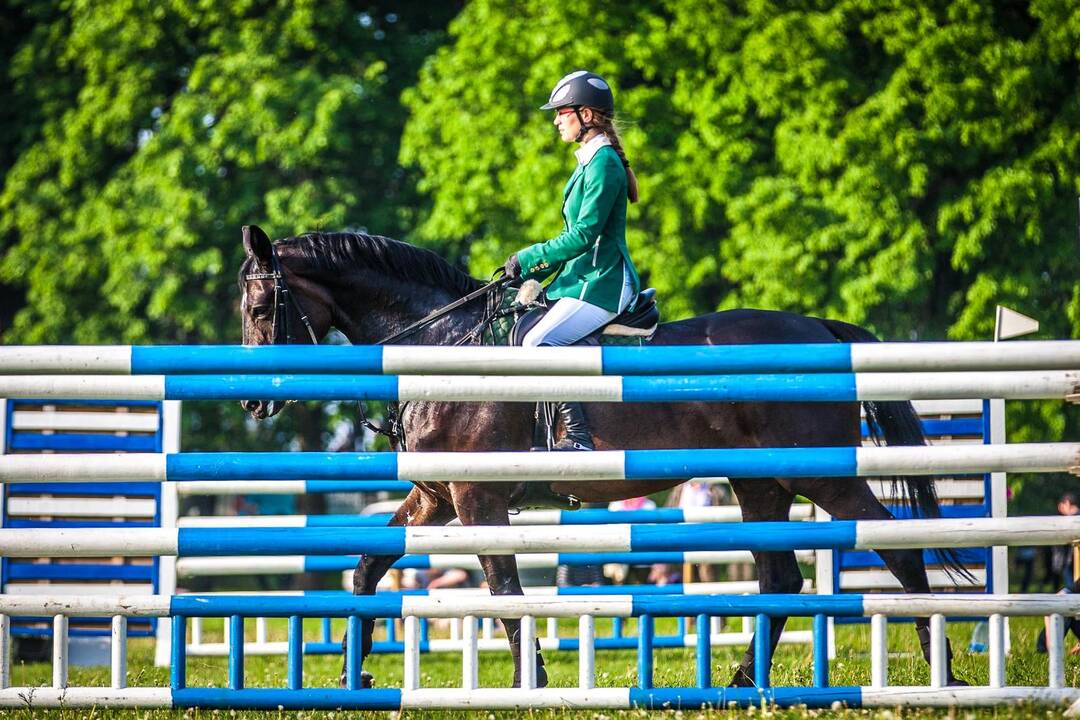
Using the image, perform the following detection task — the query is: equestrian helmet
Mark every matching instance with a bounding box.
[540,71,614,113]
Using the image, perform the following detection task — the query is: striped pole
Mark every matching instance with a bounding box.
[1,369,1077,402]
[4,341,1080,375]
[2,443,1078,483]
[1,517,1076,558]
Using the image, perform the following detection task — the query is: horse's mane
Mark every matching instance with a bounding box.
[281,231,483,298]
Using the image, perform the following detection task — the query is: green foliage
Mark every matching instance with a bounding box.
[0,1,456,449]
[1,0,455,345]
[402,0,1080,343]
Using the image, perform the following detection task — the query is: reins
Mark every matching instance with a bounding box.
[374,274,510,345]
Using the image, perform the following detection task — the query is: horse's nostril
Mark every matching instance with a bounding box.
[242,400,259,412]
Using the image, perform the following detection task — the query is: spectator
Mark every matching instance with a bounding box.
[604,495,658,585]
[1035,579,1080,655]
[1050,493,1079,588]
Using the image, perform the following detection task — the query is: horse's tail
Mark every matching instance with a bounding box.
[817,318,972,582]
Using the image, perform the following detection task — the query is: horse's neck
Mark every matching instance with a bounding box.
[331,269,483,346]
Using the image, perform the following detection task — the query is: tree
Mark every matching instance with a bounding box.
[401,0,1080,343]
[0,0,458,451]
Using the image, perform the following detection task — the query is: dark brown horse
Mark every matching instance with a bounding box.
[237,225,967,688]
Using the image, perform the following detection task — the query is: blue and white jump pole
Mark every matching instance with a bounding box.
[3,341,1080,374]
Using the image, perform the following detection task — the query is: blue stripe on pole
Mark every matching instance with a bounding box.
[172,688,402,710]
[133,345,385,375]
[631,595,865,618]
[621,374,858,402]
[624,446,858,479]
[163,375,399,400]
[170,594,404,619]
[601,345,855,375]
[177,528,407,556]
[166,453,398,480]
[630,521,857,552]
[559,508,687,524]
[629,687,862,710]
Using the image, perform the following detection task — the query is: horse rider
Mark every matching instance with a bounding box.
[503,70,642,451]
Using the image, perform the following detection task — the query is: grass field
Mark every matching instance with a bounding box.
[4,615,1078,719]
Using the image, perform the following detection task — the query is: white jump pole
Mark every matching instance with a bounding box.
[52,615,68,689]
[929,614,946,688]
[870,614,887,688]
[519,616,536,690]
[579,615,595,690]
[989,613,1005,688]
[110,615,127,689]
[462,615,478,690]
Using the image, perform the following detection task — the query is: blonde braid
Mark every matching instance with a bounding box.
[593,112,639,204]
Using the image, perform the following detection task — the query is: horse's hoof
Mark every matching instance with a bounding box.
[727,667,754,688]
[339,670,375,689]
[947,677,969,687]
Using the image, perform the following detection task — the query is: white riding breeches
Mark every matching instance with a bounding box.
[521,265,636,347]
[521,297,617,347]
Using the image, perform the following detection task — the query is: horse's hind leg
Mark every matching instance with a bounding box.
[453,483,548,688]
[340,485,457,688]
[805,478,967,685]
[728,479,803,687]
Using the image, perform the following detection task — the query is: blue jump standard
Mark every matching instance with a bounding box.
[158,372,861,402]
[163,447,860,480]
[173,521,858,556]
[130,344,857,375]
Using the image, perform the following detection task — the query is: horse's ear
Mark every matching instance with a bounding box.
[242,225,273,263]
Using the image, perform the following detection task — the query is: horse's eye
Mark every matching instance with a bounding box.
[252,305,272,319]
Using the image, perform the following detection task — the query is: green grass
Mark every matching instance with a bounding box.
[4,616,1078,719]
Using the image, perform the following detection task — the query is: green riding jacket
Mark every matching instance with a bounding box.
[517,140,641,313]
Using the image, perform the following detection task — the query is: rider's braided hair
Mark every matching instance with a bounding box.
[590,111,639,204]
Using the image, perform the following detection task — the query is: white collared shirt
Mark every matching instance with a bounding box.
[574,133,612,166]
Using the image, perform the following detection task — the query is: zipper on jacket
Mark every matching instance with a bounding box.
[592,237,601,266]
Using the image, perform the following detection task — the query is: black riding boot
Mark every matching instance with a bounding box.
[509,402,589,512]
[552,401,594,451]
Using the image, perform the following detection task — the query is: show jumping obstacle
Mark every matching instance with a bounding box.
[1,341,1079,710]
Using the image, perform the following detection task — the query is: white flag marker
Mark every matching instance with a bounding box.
[995,306,1039,341]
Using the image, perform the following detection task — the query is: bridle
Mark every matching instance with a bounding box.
[242,240,512,441]
[243,243,319,347]
[242,243,318,417]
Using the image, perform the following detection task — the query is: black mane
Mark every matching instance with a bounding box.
[283,231,483,297]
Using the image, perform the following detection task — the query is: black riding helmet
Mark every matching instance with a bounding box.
[540,71,614,142]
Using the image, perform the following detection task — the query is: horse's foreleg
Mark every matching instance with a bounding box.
[340,485,456,688]
[452,482,547,688]
[478,553,548,688]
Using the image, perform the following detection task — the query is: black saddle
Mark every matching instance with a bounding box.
[509,288,659,346]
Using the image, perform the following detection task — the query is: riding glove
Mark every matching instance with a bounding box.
[504,253,522,279]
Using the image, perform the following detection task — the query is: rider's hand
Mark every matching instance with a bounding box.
[504,253,521,279]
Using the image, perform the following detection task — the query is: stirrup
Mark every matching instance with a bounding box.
[552,437,594,451]
[509,482,582,512]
